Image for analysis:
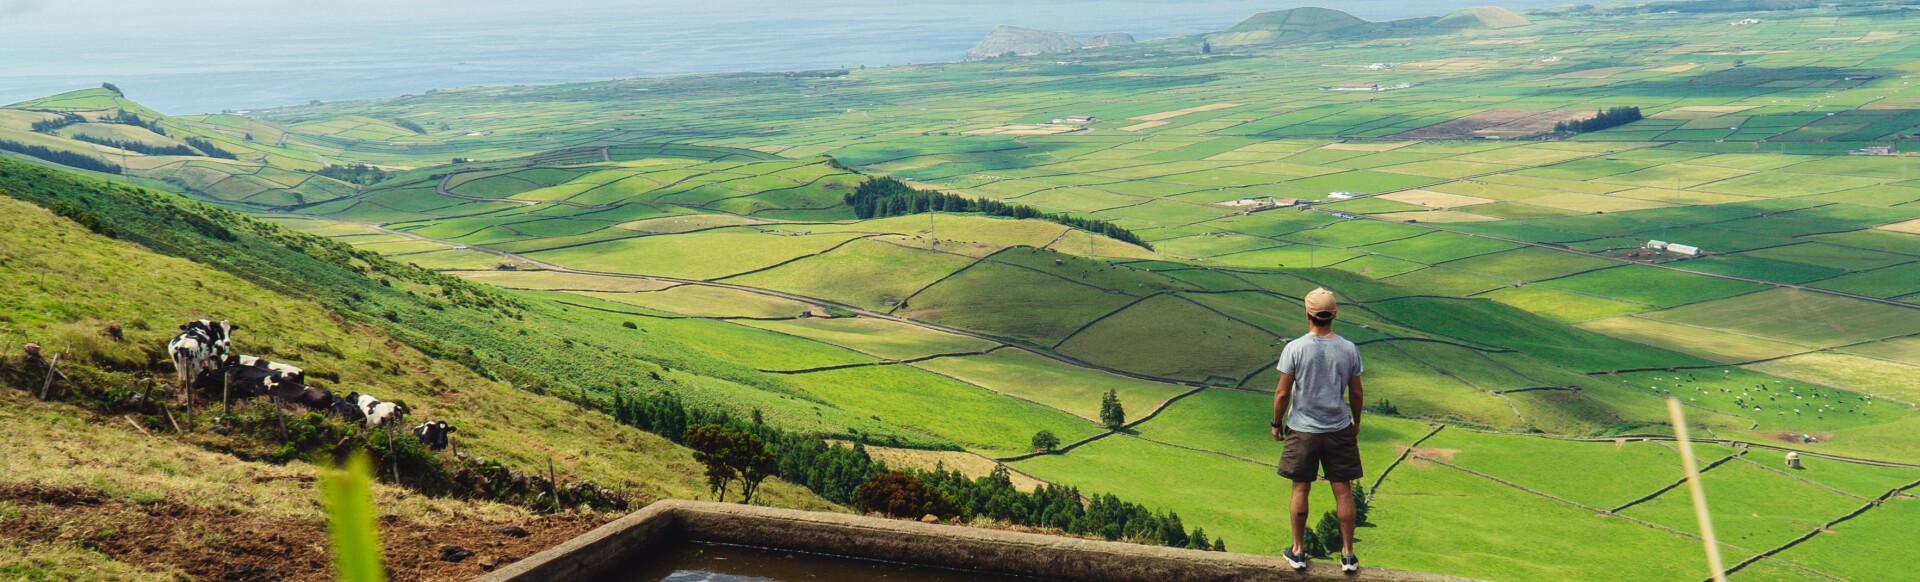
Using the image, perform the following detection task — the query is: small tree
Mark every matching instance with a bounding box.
[1201,40,1213,54]
[1031,430,1061,452]
[685,424,776,504]
[1354,484,1372,525]
[1188,528,1210,550]
[1212,538,1226,552]
[856,471,959,519]
[1306,511,1342,558]
[1099,389,1126,430]
[101,82,123,96]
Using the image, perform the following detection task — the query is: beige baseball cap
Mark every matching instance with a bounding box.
[1305,287,1338,319]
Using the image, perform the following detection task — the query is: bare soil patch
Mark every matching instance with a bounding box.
[1390,109,1592,140]
[1766,432,1833,445]
[1400,446,1462,467]
[0,483,607,581]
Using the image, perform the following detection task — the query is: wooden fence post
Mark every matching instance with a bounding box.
[221,369,231,417]
[38,352,62,401]
[549,458,560,513]
[162,400,182,434]
[141,376,156,414]
[389,427,401,483]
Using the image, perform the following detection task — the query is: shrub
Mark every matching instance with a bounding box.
[1031,429,1061,452]
[856,470,959,519]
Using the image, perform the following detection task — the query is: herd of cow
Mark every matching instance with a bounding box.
[166,319,456,450]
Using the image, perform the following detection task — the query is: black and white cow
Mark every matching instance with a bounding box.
[330,392,368,423]
[167,320,235,391]
[229,354,305,385]
[189,361,333,410]
[352,393,408,428]
[411,420,456,451]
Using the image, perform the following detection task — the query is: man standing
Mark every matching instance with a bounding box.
[1272,287,1364,573]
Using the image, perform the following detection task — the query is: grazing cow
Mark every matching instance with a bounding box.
[412,421,456,451]
[230,354,305,385]
[330,392,368,423]
[352,393,407,428]
[167,320,235,391]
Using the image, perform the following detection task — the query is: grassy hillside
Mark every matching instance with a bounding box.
[1432,6,1531,30]
[0,190,838,578]
[1212,7,1368,46]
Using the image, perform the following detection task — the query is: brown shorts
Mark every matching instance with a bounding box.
[1278,422,1363,483]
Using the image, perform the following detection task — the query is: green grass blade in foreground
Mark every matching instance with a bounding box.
[325,453,387,582]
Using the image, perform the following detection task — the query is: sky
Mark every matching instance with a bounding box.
[0,0,1583,112]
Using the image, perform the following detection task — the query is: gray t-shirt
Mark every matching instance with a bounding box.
[1277,333,1363,434]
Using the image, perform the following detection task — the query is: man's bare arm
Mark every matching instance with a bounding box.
[1347,375,1364,430]
[1273,373,1295,440]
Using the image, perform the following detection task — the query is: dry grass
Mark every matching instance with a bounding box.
[1126,103,1241,122]
[1373,210,1500,223]
[835,442,1048,492]
[450,269,675,292]
[1379,189,1495,208]
[1876,218,1920,235]
[1321,141,1416,152]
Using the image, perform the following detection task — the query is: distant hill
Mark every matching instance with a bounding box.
[1081,32,1136,49]
[1210,7,1369,46]
[1433,6,1532,30]
[967,26,1077,59]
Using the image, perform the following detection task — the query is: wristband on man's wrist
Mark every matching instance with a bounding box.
[1271,419,1284,428]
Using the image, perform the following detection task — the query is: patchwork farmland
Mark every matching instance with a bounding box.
[8,2,1920,580]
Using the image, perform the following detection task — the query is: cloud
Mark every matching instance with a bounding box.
[0,0,39,16]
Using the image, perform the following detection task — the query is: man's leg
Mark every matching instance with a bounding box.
[1331,480,1356,556]
[1291,480,1313,553]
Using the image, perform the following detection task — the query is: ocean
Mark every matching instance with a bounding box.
[0,0,1578,114]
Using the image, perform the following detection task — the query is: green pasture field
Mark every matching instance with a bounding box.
[1772,494,1920,582]
[1209,244,1366,270]
[1641,289,1920,349]
[1436,247,1617,283]
[1378,267,1511,297]
[1131,389,1435,470]
[1350,343,1523,429]
[1011,434,1295,555]
[1359,232,1520,264]
[911,349,1188,422]
[724,238,977,310]
[1679,254,1847,285]
[528,229,866,280]
[545,293,878,371]
[1745,352,1920,403]
[1369,297,1708,373]
[1741,242,1914,273]
[1604,368,1919,459]
[1621,460,1865,554]
[1418,429,1694,509]
[450,269,675,292]
[740,316,997,361]
[566,285,813,319]
[1807,262,1920,298]
[1838,335,1920,366]
[1579,316,1813,364]
[1477,285,1650,323]
[1539,266,1768,307]
[1365,461,1712,581]
[1056,294,1281,383]
[783,364,1101,457]
[901,260,1140,345]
